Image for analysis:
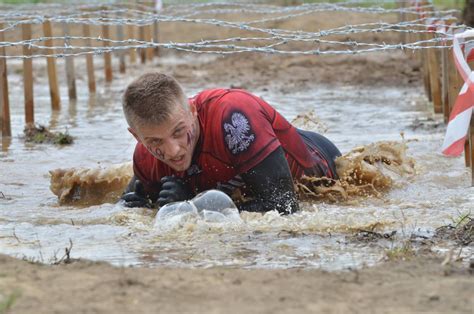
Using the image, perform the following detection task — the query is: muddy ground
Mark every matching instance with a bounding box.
[1,5,473,314]
[0,253,472,314]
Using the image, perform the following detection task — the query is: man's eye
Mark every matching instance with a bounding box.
[173,128,184,136]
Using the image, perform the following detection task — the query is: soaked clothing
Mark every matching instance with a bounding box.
[296,128,341,180]
[133,88,340,197]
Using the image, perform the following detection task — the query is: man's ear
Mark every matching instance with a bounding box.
[128,127,141,143]
[190,103,197,117]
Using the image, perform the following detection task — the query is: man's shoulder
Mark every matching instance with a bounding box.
[133,143,153,167]
[194,88,262,107]
[193,88,228,105]
[133,143,176,178]
[133,143,164,169]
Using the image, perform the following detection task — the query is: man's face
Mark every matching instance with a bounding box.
[129,103,199,172]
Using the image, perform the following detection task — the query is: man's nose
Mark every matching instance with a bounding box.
[163,138,181,158]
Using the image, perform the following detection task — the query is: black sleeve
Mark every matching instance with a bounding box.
[239,146,299,215]
[124,175,138,194]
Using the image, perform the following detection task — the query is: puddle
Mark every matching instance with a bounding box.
[0,56,472,270]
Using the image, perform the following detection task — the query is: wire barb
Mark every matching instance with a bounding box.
[0,1,467,59]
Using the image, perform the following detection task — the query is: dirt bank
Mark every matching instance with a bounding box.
[0,254,472,314]
[155,9,422,90]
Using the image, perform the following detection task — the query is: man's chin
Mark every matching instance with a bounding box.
[167,160,190,172]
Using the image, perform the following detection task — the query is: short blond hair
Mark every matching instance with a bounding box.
[122,73,188,128]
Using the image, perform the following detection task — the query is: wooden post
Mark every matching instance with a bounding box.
[421,46,432,102]
[446,46,468,170]
[151,0,160,58]
[440,20,458,123]
[426,30,442,113]
[420,5,433,103]
[116,14,126,74]
[448,58,465,167]
[406,1,419,60]
[153,13,159,57]
[0,23,11,137]
[145,23,154,62]
[405,6,412,55]
[466,132,471,168]
[2,136,11,151]
[447,47,464,120]
[43,20,61,111]
[470,116,474,185]
[127,24,137,64]
[82,21,96,93]
[398,0,407,44]
[139,24,146,64]
[102,22,113,83]
[134,1,146,64]
[430,15,458,117]
[63,23,77,100]
[441,45,450,123]
[464,60,474,168]
[22,23,34,126]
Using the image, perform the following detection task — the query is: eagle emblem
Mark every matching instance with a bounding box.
[223,112,255,154]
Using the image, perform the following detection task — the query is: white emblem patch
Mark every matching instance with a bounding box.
[223,112,255,154]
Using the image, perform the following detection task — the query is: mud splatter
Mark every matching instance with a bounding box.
[291,110,328,133]
[49,141,415,207]
[49,162,133,206]
[296,141,416,202]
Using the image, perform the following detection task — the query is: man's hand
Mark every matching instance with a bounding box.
[157,176,193,207]
[121,179,151,208]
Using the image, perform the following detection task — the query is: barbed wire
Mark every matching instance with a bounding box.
[0,1,468,59]
[0,1,459,32]
[0,14,463,38]
[0,2,460,23]
[1,18,465,41]
[0,33,469,60]
[0,17,465,47]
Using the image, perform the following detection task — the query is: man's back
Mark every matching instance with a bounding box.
[133,88,335,196]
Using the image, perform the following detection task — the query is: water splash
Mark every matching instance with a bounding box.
[297,140,416,202]
[50,162,132,206]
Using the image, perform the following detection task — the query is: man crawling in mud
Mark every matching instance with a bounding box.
[121,72,341,214]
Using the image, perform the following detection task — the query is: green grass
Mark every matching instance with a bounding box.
[23,125,74,146]
[451,211,472,227]
[432,0,464,10]
[0,291,20,314]
[385,241,415,260]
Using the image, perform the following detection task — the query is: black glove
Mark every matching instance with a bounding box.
[121,179,151,208]
[157,176,193,207]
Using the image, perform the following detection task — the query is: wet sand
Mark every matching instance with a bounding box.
[1,253,472,314]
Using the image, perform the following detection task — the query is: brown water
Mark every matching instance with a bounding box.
[1,56,472,270]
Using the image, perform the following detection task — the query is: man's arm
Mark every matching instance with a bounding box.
[123,175,138,194]
[122,174,194,208]
[239,146,299,215]
[121,175,160,208]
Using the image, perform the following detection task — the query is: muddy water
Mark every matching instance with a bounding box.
[0,56,472,270]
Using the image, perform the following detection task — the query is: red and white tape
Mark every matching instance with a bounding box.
[441,30,474,156]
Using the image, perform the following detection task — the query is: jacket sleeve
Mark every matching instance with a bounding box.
[238,146,299,215]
